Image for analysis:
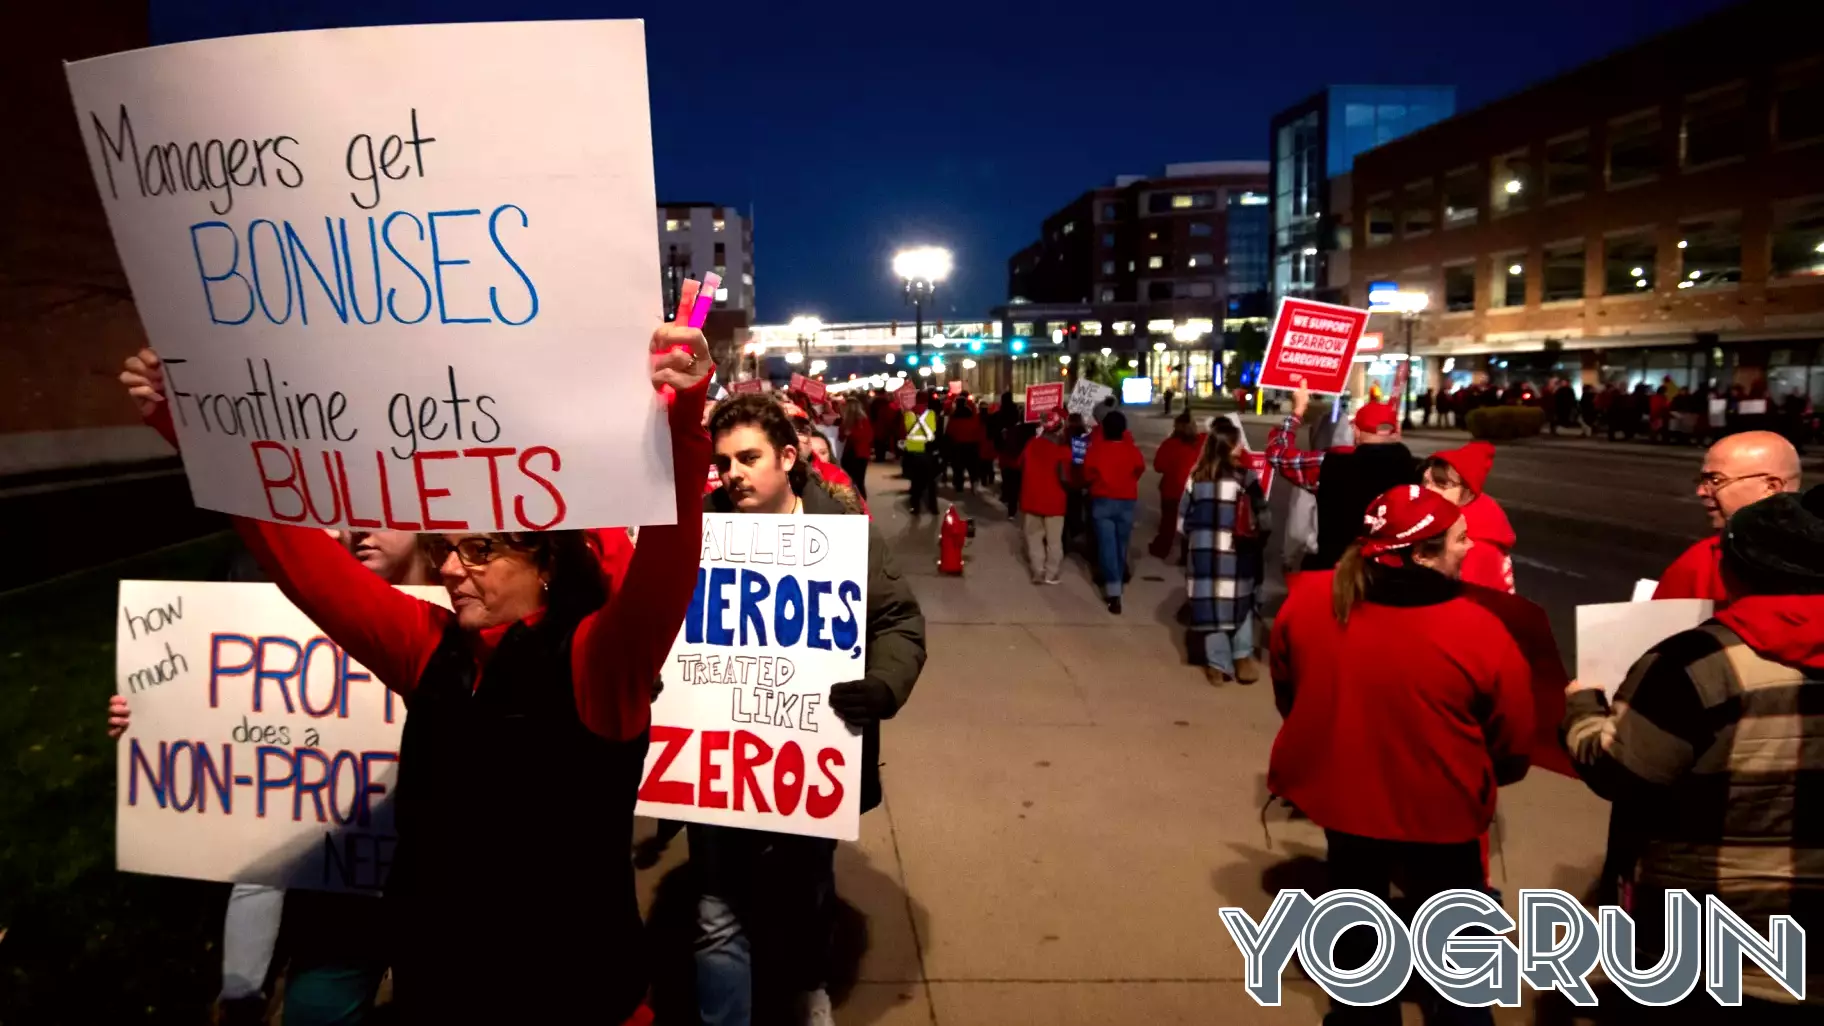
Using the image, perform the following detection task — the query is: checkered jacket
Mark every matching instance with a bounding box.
[1563,622,1823,1005]
[1179,471,1269,633]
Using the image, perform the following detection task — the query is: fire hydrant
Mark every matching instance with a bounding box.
[936,504,971,575]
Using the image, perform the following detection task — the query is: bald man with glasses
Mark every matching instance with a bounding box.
[1655,430,1802,604]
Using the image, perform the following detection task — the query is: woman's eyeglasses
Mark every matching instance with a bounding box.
[421,536,510,568]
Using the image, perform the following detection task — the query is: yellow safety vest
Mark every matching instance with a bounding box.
[903,410,937,453]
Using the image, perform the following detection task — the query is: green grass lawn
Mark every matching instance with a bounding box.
[1,534,239,1023]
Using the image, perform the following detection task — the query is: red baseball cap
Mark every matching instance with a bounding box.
[1353,401,1400,435]
[1359,484,1461,566]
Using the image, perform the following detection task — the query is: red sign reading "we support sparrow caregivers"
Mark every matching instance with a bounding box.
[1258,298,1370,395]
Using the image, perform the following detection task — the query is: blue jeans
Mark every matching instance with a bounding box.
[1201,610,1256,675]
[1090,498,1136,598]
[690,824,837,1026]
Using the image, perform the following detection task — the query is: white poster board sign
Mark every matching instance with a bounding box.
[115,580,447,891]
[65,21,675,531]
[637,514,869,841]
[1576,599,1714,700]
[1067,379,1114,417]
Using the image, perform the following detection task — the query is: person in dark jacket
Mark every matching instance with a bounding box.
[1264,377,1419,571]
[120,325,712,1025]
[698,394,927,1026]
[1270,484,1533,1026]
[1565,486,1824,1017]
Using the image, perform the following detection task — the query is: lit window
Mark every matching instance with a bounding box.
[1080,321,1103,336]
[664,218,680,232]
[678,219,692,231]
[1492,253,1526,308]
[1770,196,1824,278]
[714,264,726,276]
[1113,321,1135,335]
[1148,231,1160,242]
[1014,322,1034,336]
[1146,319,1175,333]
[1603,232,1657,294]
[1678,213,1742,287]
[1491,150,1530,216]
[715,287,729,301]
[1608,109,1660,187]
[742,273,754,286]
[1171,194,1194,209]
[1147,255,1164,269]
[1062,221,1076,234]
[713,218,726,232]
[1187,253,1213,268]
[1127,260,1136,272]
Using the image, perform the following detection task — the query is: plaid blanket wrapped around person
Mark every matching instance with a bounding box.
[1179,470,1270,634]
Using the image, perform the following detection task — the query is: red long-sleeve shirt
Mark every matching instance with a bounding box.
[146,380,711,742]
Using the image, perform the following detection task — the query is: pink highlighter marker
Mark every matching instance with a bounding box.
[675,278,702,323]
[688,272,722,328]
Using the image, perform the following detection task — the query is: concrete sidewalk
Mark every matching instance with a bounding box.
[636,460,1615,1025]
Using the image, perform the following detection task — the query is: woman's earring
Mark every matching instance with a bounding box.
[541,578,550,592]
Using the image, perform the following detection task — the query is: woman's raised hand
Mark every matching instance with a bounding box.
[119,347,167,419]
[107,694,131,740]
[651,325,712,395]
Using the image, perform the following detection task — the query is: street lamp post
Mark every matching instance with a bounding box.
[893,247,952,370]
[789,315,822,374]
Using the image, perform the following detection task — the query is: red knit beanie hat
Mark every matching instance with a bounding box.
[1360,484,1462,566]
[1436,441,1495,494]
[1353,401,1400,435]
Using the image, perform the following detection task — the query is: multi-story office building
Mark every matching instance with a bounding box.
[1269,86,1456,308]
[1348,0,1824,401]
[1002,162,1270,396]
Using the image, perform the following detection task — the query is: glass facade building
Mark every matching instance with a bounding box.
[1270,86,1456,306]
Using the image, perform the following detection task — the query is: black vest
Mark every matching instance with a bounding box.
[388,614,648,1019]
[1308,443,1418,570]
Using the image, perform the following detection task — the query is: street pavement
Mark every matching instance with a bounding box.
[628,417,1741,1025]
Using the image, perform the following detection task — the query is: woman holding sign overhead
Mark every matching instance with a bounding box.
[119,313,714,1022]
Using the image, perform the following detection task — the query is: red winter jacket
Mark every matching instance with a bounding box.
[1083,435,1145,500]
[1459,494,1516,594]
[845,417,874,458]
[1268,568,1535,844]
[1018,436,1071,517]
[1152,433,1204,500]
[1654,535,1732,606]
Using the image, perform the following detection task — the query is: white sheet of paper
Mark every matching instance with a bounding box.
[1631,578,1659,602]
[1576,599,1714,700]
[66,21,675,530]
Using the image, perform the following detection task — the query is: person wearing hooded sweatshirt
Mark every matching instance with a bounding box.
[1149,411,1205,560]
[1084,410,1145,614]
[1563,485,1824,1017]
[1422,441,1516,594]
[1270,484,1534,1026]
[1654,430,1801,605]
[700,394,926,1026]
[1266,377,1419,572]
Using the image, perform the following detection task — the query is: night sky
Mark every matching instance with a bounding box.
[152,0,1736,324]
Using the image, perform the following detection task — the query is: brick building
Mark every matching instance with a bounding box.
[1348,0,1824,403]
[1001,162,1269,396]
